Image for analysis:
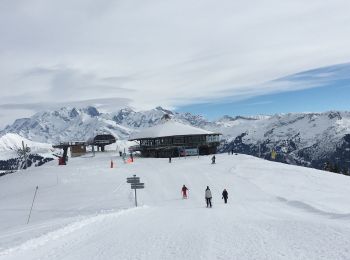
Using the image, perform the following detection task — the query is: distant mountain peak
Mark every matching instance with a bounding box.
[84,106,100,117]
[69,108,80,118]
[155,106,173,115]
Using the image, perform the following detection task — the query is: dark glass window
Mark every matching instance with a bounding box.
[173,137,184,144]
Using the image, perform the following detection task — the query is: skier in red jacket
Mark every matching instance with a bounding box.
[181,185,189,199]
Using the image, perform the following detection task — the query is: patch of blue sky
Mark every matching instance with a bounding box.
[176,63,350,119]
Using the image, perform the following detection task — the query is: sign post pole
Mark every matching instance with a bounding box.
[27,186,38,224]
[134,188,137,207]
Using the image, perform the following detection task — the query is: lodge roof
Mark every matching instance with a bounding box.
[86,134,116,145]
[128,121,219,140]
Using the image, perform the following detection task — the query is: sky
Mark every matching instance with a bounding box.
[177,63,350,119]
[1,0,350,127]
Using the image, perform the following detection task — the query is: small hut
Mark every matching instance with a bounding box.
[70,142,87,157]
[53,141,87,164]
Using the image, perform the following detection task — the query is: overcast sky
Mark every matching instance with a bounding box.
[1,0,350,127]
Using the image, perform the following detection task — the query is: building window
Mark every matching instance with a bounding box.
[173,137,184,144]
[206,135,219,143]
[141,139,154,146]
[155,139,161,146]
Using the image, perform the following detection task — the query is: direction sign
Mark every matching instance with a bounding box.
[131,186,144,189]
[131,186,144,190]
[131,183,144,187]
[126,177,140,181]
[127,177,139,181]
[127,179,140,184]
[127,181,140,184]
[131,183,144,189]
[126,177,140,184]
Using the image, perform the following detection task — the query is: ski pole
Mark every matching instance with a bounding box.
[27,186,38,224]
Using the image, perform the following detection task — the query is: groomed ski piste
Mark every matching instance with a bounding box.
[0,153,350,260]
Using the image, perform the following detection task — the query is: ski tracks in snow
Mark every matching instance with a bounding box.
[0,207,145,259]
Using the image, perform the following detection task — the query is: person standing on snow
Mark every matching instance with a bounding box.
[222,189,228,204]
[181,185,189,199]
[205,186,212,207]
[211,155,216,164]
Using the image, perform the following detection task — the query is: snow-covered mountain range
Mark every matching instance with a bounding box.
[1,106,350,173]
[0,106,207,143]
[214,112,350,172]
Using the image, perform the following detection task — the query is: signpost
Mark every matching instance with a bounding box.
[126,175,144,207]
[127,177,140,183]
[131,183,144,189]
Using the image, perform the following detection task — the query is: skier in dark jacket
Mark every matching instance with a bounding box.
[211,155,216,164]
[222,189,228,204]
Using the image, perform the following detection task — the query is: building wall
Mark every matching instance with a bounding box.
[70,145,87,157]
[135,134,220,158]
[140,144,218,158]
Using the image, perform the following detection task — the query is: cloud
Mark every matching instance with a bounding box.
[0,97,131,111]
[175,62,350,106]
[1,0,350,126]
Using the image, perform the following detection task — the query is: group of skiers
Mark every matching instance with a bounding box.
[181,185,228,208]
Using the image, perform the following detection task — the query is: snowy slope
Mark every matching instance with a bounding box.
[0,153,349,259]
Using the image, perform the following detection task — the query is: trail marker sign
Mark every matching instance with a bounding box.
[126,177,140,184]
[126,175,144,207]
[131,183,144,189]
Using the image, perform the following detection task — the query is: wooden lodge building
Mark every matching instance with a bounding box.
[128,120,221,158]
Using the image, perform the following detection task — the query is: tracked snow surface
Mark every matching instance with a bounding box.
[0,153,350,260]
